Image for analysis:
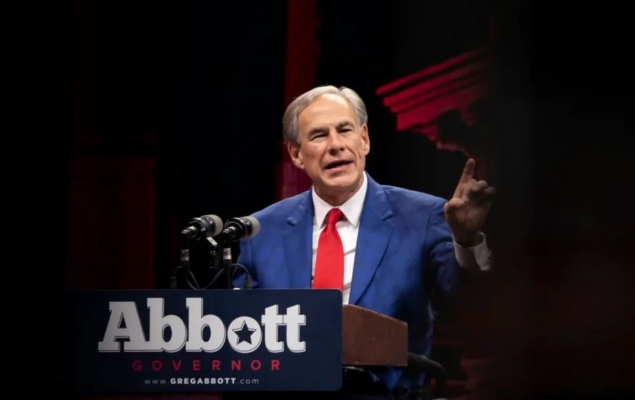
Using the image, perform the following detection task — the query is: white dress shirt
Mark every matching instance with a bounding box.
[311,172,492,304]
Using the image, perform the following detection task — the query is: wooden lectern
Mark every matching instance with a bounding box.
[342,304,408,368]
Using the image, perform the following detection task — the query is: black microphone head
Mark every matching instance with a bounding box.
[224,216,260,240]
[182,214,223,240]
[197,214,223,236]
[240,216,260,239]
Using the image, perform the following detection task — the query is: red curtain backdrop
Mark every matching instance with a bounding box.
[67,0,156,291]
[276,0,320,200]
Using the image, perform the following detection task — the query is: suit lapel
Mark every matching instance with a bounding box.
[348,176,394,305]
[283,192,314,288]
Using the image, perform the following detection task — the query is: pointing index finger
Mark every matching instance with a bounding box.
[459,158,476,184]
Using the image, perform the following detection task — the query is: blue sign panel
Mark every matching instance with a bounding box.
[65,289,343,393]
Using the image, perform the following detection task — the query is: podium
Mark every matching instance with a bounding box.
[342,304,407,368]
[65,289,408,398]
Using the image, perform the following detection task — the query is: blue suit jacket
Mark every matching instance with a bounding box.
[233,174,460,390]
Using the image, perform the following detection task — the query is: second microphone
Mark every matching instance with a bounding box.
[220,216,260,241]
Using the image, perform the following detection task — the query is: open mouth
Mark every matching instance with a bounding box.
[325,160,352,170]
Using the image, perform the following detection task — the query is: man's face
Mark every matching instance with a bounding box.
[287,94,370,205]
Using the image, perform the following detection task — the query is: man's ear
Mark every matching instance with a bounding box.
[361,124,370,155]
[287,141,305,169]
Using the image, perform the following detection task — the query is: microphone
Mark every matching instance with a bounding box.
[181,214,223,241]
[217,216,259,289]
[220,216,260,241]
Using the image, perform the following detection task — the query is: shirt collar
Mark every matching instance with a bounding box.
[312,172,368,228]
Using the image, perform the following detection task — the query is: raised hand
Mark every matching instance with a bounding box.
[443,158,496,246]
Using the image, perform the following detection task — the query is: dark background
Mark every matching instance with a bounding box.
[34,0,634,398]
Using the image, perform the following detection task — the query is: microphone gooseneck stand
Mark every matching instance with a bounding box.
[171,233,252,290]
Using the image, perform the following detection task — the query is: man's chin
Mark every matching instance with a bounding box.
[321,173,362,191]
[323,172,353,185]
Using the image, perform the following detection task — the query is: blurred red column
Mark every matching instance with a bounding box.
[276,0,321,199]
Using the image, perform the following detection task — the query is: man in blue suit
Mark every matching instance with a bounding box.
[232,85,495,399]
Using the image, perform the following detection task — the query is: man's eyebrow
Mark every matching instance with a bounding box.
[307,121,355,136]
[308,126,328,136]
[336,121,355,129]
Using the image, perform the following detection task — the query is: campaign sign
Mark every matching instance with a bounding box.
[65,289,343,393]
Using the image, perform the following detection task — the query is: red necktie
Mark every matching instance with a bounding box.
[312,208,344,290]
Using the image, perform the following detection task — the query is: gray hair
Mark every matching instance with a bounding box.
[282,85,368,144]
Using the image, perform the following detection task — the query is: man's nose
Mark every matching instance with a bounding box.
[327,131,345,151]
